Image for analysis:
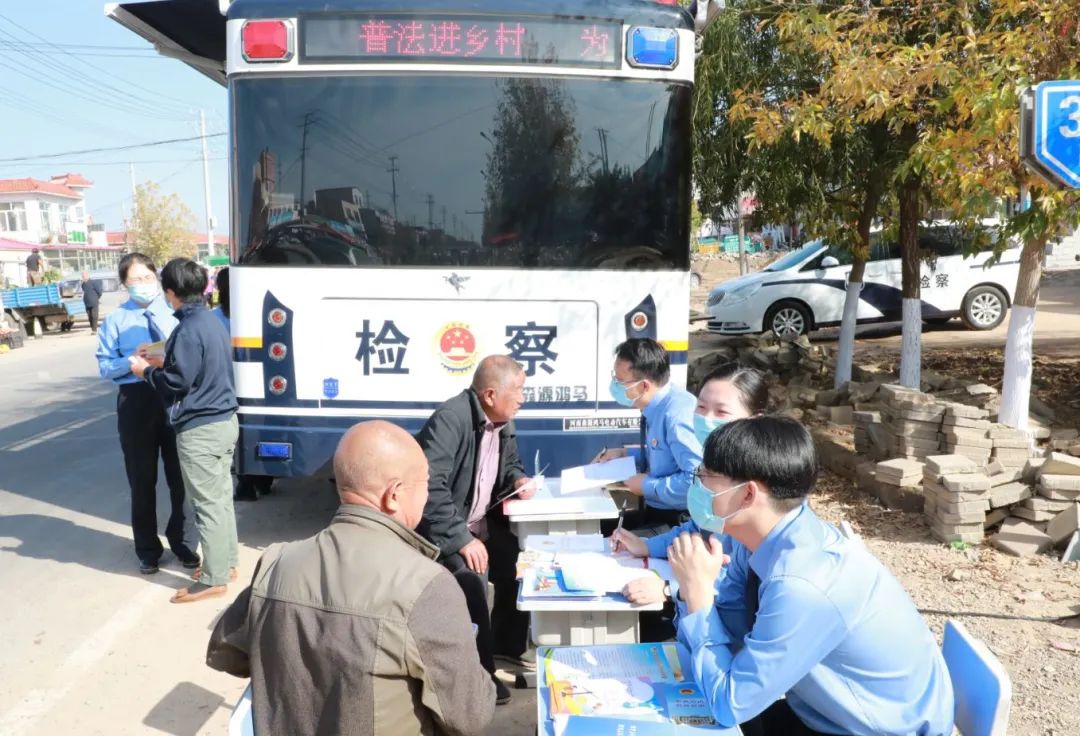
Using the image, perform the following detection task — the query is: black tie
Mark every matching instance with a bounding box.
[746,568,761,622]
[637,416,649,473]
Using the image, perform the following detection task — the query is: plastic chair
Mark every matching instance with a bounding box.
[942,620,1011,736]
[228,682,254,736]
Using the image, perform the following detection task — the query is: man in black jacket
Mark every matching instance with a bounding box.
[416,355,536,705]
[129,258,238,604]
[80,271,103,333]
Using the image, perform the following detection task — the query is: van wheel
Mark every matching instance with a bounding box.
[961,286,1007,331]
[765,301,811,339]
[690,271,703,289]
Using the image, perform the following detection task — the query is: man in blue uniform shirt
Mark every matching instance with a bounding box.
[596,338,702,526]
[667,416,954,735]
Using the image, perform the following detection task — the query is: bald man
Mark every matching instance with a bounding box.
[207,421,495,736]
[416,355,535,705]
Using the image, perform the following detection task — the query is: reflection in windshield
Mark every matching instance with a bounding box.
[764,242,821,272]
[233,75,691,270]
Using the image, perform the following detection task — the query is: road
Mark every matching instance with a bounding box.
[0,309,534,735]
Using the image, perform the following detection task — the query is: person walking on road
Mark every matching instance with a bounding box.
[95,253,199,576]
[130,258,239,604]
[25,248,45,285]
[80,271,103,333]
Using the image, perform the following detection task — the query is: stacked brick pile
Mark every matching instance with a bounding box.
[922,455,990,544]
[869,458,925,512]
[939,405,992,465]
[988,425,1031,470]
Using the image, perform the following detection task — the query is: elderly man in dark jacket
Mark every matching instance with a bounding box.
[416,355,536,705]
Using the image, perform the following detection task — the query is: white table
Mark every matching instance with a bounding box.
[519,587,664,647]
[505,480,620,549]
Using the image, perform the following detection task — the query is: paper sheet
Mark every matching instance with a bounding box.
[558,553,655,593]
[560,456,638,494]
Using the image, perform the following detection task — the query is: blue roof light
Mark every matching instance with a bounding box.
[627,27,678,70]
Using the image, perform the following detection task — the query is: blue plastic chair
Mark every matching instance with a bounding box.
[942,620,1011,736]
[228,682,254,736]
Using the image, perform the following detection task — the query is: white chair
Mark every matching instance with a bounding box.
[942,619,1011,736]
[228,682,254,736]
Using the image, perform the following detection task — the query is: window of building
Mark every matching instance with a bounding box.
[0,202,28,232]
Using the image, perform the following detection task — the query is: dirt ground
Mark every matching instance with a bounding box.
[692,256,1080,736]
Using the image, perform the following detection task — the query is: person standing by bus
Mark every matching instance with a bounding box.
[595,338,703,529]
[96,253,198,575]
[130,258,239,603]
[415,355,537,706]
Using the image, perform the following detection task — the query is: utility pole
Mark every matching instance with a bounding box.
[199,110,215,257]
[386,155,400,221]
[128,162,137,231]
[426,194,435,230]
[596,128,609,175]
[298,112,316,217]
[441,205,446,232]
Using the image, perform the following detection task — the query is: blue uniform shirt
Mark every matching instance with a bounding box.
[677,504,955,735]
[96,295,179,385]
[640,382,703,509]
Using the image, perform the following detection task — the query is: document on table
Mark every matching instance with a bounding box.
[559,456,638,495]
[540,643,724,734]
[505,481,591,516]
[557,553,656,593]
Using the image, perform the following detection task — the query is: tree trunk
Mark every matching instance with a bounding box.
[897,174,922,389]
[737,215,748,275]
[834,181,881,389]
[998,233,1046,429]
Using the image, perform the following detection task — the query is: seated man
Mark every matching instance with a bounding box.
[596,338,702,526]
[667,416,954,735]
[416,355,536,705]
[206,421,495,735]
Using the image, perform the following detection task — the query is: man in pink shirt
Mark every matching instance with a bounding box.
[416,355,537,705]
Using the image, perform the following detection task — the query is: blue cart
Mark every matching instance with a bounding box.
[1,283,87,337]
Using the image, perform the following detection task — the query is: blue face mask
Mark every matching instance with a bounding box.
[693,414,729,445]
[687,477,747,534]
[609,377,642,407]
[127,282,159,305]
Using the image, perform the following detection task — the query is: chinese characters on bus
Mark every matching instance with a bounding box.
[920,273,949,290]
[350,317,589,402]
[349,18,614,62]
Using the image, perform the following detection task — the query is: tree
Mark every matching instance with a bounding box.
[128,181,196,265]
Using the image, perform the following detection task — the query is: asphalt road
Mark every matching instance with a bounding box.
[0,308,534,735]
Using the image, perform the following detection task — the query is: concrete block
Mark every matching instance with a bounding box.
[993,447,1032,463]
[1070,444,1080,458]
[1039,474,1080,491]
[931,523,985,544]
[1050,428,1080,441]
[942,431,993,449]
[875,483,925,513]
[966,383,997,397]
[1023,457,1047,484]
[1038,486,1080,502]
[1022,496,1074,513]
[947,446,992,462]
[1047,504,1080,546]
[992,437,1031,450]
[944,404,990,420]
[988,468,1025,487]
[892,421,943,440]
[1012,506,1058,523]
[853,411,881,425]
[984,507,1010,529]
[989,426,1029,441]
[935,509,989,525]
[932,493,991,514]
[896,436,943,452]
[991,518,1053,557]
[989,482,1032,508]
[879,384,920,402]
[925,455,979,476]
[942,474,991,493]
[1040,453,1080,477]
[892,407,945,423]
[876,458,924,478]
[829,405,855,425]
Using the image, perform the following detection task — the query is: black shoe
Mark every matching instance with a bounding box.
[493,676,512,705]
[234,486,259,502]
[173,547,201,569]
[494,649,536,670]
[139,559,160,575]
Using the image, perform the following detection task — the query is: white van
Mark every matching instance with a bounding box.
[706,225,1021,338]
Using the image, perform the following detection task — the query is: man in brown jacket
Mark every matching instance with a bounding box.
[206,420,496,735]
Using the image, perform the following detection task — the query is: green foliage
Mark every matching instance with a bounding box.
[129,181,196,267]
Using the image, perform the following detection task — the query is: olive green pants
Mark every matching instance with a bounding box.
[176,415,239,587]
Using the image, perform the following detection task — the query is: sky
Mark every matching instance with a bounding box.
[0,0,228,235]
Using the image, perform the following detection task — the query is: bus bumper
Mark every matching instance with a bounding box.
[236,412,638,479]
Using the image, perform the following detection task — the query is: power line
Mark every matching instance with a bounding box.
[0,134,226,164]
[15,157,227,167]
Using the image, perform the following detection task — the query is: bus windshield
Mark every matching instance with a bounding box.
[233,75,691,270]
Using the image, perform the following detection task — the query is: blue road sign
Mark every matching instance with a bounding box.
[1033,81,1080,188]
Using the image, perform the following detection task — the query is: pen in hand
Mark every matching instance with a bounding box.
[610,498,628,553]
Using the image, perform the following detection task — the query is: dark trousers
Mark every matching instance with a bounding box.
[117,382,189,563]
[441,520,530,674]
[86,306,99,332]
[740,699,830,736]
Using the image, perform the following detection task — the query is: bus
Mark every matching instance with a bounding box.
[108,0,718,480]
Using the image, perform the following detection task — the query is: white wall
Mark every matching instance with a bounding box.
[0,192,86,245]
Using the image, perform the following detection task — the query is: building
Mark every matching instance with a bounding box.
[0,174,125,287]
[105,231,234,266]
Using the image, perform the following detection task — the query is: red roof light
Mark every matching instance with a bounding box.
[242,20,293,62]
